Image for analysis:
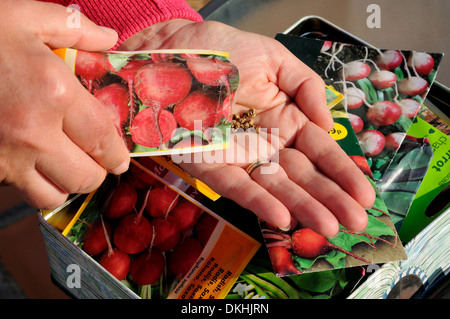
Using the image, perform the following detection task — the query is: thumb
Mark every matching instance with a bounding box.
[28,1,118,51]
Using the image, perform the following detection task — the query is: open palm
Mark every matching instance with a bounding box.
[118,20,375,237]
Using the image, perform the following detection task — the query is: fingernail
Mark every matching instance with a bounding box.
[110,159,129,175]
[279,224,291,232]
[328,230,341,239]
[99,26,118,37]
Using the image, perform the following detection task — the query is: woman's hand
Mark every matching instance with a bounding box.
[0,0,130,209]
[118,19,375,237]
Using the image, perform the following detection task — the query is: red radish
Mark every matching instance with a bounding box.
[171,199,203,233]
[348,113,364,134]
[168,237,203,279]
[398,77,428,96]
[145,185,179,218]
[345,87,366,109]
[134,62,191,147]
[385,132,406,151]
[113,188,153,255]
[291,228,370,264]
[349,155,373,178]
[129,249,165,285]
[397,98,421,118]
[152,216,181,252]
[357,130,386,157]
[366,101,402,126]
[407,52,435,76]
[127,163,158,189]
[129,108,177,148]
[82,219,112,256]
[113,213,153,254]
[94,83,130,139]
[375,50,403,70]
[104,182,138,220]
[268,246,301,277]
[75,50,108,93]
[187,57,234,86]
[99,248,131,281]
[341,61,371,81]
[96,216,131,281]
[108,58,149,127]
[173,91,222,130]
[194,213,218,246]
[368,70,397,90]
[321,40,332,53]
[135,62,192,108]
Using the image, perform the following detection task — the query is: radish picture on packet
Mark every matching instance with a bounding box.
[54,48,239,156]
[314,42,443,181]
[274,34,443,181]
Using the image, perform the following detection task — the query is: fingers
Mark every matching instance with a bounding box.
[294,121,376,210]
[26,0,118,51]
[278,149,369,235]
[179,163,292,229]
[249,161,341,237]
[275,42,334,131]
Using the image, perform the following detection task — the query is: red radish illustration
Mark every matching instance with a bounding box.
[129,249,165,285]
[187,57,234,86]
[407,52,435,76]
[368,70,397,90]
[151,216,181,252]
[349,155,373,178]
[97,216,131,281]
[113,188,153,255]
[357,130,386,157]
[129,108,177,148]
[134,62,192,147]
[94,83,130,139]
[168,237,203,279]
[82,218,113,256]
[397,98,421,118]
[173,91,222,131]
[348,113,364,134]
[99,248,131,281]
[375,50,403,71]
[107,58,149,127]
[291,228,370,263]
[366,101,402,126]
[75,50,108,93]
[341,61,371,81]
[145,185,179,218]
[268,246,301,277]
[385,132,406,151]
[398,76,428,96]
[171,199,203,233]
[345,87,366,109]
[127,163,158,189]
[104,182,138,219]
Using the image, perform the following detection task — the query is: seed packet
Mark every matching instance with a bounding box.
[258,97,407,277]
[275,34,443,181]
[53,48,239,156]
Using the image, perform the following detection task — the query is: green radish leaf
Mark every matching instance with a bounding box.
[106,53,130,72]
[289,270,340,293]
[394,66,405,81]
[133,144,158,153]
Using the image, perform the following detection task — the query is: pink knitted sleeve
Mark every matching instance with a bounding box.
[41,0,203,48]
